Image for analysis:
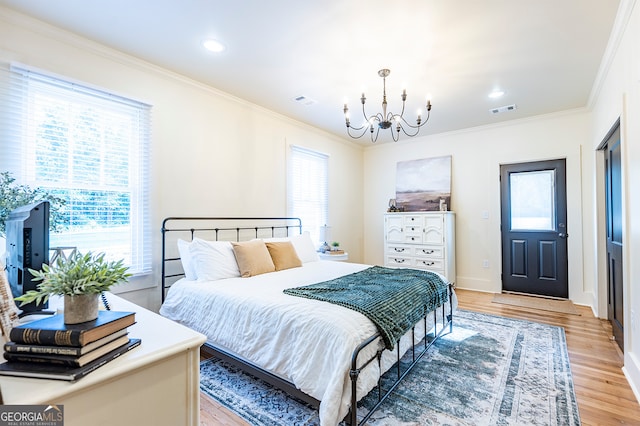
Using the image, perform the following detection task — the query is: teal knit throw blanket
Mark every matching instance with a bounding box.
[283,266,449,350]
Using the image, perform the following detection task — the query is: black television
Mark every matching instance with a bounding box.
[5,200,50,314]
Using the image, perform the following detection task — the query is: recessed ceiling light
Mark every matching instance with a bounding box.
[488,90,505,99]
[202,39,226,53]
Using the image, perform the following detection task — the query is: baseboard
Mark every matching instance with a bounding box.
[454,277,496,293]
[623,351,640,404]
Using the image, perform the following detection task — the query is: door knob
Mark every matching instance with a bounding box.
[559,233,568,238]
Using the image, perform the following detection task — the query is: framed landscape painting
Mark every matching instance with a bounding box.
[396,156,452,211]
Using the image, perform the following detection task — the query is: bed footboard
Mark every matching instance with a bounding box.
[347,283,453,425]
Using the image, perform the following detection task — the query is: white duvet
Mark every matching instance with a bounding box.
[160,261,456,425]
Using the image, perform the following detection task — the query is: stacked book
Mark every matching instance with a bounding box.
[326,249,345,255]
[0,310,140,381]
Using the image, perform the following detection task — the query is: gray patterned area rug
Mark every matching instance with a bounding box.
[199,310,581,425]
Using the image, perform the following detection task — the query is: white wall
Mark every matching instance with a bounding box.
[362,112,590,303]
[0,7,365,311]
[588,0,640,402]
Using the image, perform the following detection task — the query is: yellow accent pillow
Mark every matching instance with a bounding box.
[266,241,303,271]
[231,240,276,277]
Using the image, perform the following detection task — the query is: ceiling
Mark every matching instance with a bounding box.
[0,0,621,145]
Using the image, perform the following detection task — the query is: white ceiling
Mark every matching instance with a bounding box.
[0,0,621,144]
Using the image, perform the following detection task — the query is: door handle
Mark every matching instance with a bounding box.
[559,233,568,238]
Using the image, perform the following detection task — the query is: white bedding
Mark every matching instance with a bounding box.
[160,260,456,425]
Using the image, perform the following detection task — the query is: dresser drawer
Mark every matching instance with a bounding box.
[404,224,422,234]
[413,258,444,270]
[386,255,412,267]
[387,245,411,255]
[404,234,422,244]
[404,215,424,225]
[414,246,443,258]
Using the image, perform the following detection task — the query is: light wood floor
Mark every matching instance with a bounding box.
[199,289,640,425]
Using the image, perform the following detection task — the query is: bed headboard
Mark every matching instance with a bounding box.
[160,217,302,302]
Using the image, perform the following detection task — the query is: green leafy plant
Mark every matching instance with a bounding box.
[332,241,340,248]
[14,251,131,307]
[0,171,67,237]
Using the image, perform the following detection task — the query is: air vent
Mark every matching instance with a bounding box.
[292,95,317,106]
[490,104,517,114]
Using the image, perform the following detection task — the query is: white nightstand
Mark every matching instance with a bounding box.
[318,252,349,261]
[0,293,206,426]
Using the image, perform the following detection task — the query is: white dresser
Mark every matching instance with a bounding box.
[384,212,456,285]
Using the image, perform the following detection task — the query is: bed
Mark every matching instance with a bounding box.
[159,217,455,425]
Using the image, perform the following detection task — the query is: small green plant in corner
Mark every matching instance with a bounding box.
[331,241,340,251]
[14,251,132,307]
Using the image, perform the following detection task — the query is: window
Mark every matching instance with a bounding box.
[287,145,328,244]
[0,64,151,275]
[509,170,556,231]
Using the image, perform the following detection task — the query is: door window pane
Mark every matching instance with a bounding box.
[510,170,556,230]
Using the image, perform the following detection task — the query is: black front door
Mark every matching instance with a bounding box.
[500,159,569,298]
[604,123,624,351]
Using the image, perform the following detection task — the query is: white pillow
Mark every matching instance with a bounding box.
[264,232,319,263]
[177,239,197,281]
[189,238,241,281]
[291,232,320,263]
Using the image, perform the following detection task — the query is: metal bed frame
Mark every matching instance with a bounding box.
[161,217,453,425]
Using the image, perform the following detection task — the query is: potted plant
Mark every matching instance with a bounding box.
[0,171,66,238]
[331,241,340,251]
[0,171,66,261]
[14,251,131,324]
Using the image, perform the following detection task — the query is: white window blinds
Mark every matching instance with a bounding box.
[0,63,152,275]
[287,145,328,243]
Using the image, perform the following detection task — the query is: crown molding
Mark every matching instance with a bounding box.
[587,0,637,108]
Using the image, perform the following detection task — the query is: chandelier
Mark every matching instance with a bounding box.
[343,69,432,142]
